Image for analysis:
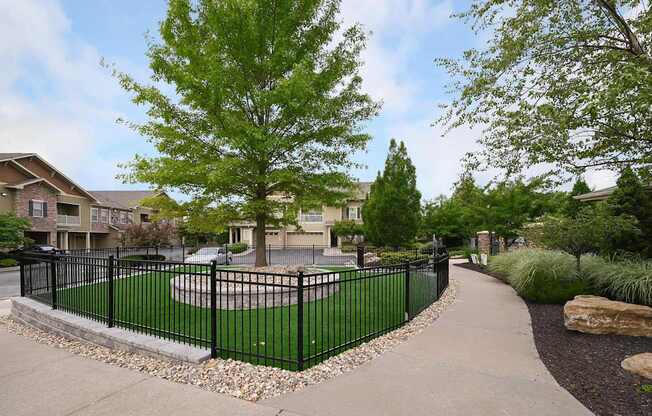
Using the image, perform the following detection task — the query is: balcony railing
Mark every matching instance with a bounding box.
[57,214,81,226]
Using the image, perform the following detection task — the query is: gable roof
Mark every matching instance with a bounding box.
[5,178,64,193]
[90,190,164,209]
[0,153,100,202]
[574,184,652,202]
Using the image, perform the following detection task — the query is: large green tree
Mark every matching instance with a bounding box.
[437,1,652,176]
[116,0,379,266]
[363,139,421,247]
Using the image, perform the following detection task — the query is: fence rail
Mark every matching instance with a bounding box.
[19,250,449,370]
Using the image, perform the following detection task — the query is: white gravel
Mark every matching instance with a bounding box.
[0,278,457,402]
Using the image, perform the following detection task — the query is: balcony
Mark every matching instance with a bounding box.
[57,214,81,226]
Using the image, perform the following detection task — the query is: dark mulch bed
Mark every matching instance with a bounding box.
[455,261,507,282]
[528,303,652,416]
[454,262,652,415]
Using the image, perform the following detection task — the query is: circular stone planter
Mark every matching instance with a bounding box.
[170,267,340,310]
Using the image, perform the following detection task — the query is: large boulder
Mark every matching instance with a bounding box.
[621,353,652,380]
[564,295,652,337]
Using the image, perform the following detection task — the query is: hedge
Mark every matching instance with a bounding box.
[379,252,429,266]
[227,243,248,254]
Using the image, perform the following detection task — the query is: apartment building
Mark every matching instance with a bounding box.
[0,153,171,249]
[228,182,371,247]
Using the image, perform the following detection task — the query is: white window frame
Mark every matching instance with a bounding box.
[300,208,323,223]
[120,211,129,224]
[31,200,45,218]
[91,207,99,223]
[348,207,361,220]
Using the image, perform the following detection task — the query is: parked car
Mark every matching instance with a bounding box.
[10,244,58,256]
[185,247,232,264]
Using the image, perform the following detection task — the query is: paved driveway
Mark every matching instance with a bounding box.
[232,247,356,266]
[0,270,19,299]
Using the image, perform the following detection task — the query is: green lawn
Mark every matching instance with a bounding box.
[55,265,440,370]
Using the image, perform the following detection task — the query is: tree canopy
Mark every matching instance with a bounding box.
[115,0,379,266]
[363,139,421,247]
[0,213,31,250]
[437,1,652,176]
[563,177,592,218]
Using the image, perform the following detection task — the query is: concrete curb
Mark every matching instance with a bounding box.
[0,266,20,274]
[10,297,211,364]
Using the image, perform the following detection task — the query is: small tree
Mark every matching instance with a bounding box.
[122,222,177,247]
[0,213,32,250]
[331,220,364,243]
[363,139,421,247]
[527,203,639,271]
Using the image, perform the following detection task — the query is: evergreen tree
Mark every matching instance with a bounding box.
[564,178,591,218]
[363,139,421,247]
[608,167,652,256]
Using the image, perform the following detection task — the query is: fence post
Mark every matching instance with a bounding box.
[210,260,217,359]
[50,254,58,310]
[107,255,115,328]
[155,246,159,257]
[297,271,304,370]
[225,244,229,265]
[19,262,25,297]
[312,244,315,265]
[404,262,410,321]
[182,243,186,263]
[268,244,271,265]
[356,245,365,268]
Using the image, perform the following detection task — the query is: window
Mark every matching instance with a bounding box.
[100,208,109,224]
[120,211,129,224]
[91,207,99,223]
[30,200,46,218]
[348,207,361,220]
[128,213,134,223]
[300,209,323,223]
[265,231,279,236]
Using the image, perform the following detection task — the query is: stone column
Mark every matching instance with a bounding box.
[477,231,491,256]
[85,232,91,249]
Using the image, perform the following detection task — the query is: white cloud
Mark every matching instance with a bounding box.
[338,0,452,114]
[0,0,132,189]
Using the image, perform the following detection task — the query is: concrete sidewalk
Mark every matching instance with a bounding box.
[0,324,296,416]
[261,261,592,416]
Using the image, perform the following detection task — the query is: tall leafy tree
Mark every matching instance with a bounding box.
[563,177,592,218]
[437,1,652,176]
[115,0,379,266]
[608,166,652,256]
[363,139,421,247]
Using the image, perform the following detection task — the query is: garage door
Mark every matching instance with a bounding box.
[264,230,283,246]
[287,231,323,246]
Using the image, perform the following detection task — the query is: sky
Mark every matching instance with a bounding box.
[0,0,617,201]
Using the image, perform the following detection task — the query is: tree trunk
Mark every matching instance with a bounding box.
[255,214,267,267]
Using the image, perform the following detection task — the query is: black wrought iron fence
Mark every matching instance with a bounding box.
[19,251,449,370]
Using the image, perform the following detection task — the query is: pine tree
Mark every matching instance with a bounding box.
[363,139,421,247]
[564,177,591,218]
[609,167,652,256]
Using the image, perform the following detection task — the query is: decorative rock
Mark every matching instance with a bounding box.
[564,295,652,337]
[621,353,652,380]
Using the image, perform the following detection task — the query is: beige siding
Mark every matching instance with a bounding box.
[323,206,342,223]
[57,194,91,231]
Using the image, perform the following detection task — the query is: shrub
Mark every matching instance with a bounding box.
[379,251,429,266]
[583,257,652,306]
[488,249,591,303]
[340,242,357,253]
[227,243,248,254]
[0,258,18,268]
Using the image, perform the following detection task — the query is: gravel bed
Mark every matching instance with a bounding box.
[528,302,652,416]
[0,278,456,402]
